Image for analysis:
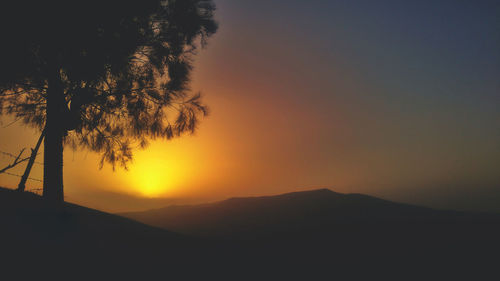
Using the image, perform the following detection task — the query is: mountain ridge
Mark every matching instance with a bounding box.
[126,188,429,213]
[120,188,496,240]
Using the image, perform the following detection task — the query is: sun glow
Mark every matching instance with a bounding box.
[120,142,193,198]
[130,160,172,197]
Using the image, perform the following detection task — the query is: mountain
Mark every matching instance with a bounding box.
[120,188,499,239]
[119,188,500,278]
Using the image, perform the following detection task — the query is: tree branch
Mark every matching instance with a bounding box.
[0,149,29,174]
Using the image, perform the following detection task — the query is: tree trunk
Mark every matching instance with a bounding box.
[17,128,45,192]
[43,71,65,202]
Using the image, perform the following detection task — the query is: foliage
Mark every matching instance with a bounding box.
[0,0,217,169]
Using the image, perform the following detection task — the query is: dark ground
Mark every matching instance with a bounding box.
[1,187,499,280]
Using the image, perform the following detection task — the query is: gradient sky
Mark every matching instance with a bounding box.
[1,0,499,212]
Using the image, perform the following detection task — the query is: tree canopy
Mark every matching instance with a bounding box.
[0,0,218,200]
[0,0,217,167]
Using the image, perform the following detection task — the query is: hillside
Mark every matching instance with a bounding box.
[0,187,221,279]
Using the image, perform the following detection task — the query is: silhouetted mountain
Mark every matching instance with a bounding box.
[120,188,499,240]
[119,188,500,278]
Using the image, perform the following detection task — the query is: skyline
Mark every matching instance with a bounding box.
[1,0,499,212]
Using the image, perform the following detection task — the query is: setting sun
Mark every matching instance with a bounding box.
[130,159,172,197]
[117,141,197,198]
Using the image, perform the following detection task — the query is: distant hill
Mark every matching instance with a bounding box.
[120,188,500,239]
[118,188,500,278]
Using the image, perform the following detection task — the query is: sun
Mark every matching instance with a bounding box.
[111,139,208,198]
[129,155,191,198]
[124,147,185,198]
[133,162,170,197]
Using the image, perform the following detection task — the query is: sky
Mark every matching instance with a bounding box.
[1,0,499,212]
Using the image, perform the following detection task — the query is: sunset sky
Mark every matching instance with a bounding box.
[1,0,499,212]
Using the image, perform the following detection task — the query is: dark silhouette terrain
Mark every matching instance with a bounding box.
[0,187,226,279]
[121,188,500,239]
[2,187,500,279]
[121,189,500,278]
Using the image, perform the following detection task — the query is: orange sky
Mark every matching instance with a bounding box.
[1,0,499,213]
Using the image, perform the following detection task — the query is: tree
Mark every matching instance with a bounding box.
[0,0,218,201]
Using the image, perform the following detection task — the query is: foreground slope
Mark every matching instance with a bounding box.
[0,187,220,279]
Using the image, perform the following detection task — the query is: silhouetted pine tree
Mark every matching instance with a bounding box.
[0,0,217,201]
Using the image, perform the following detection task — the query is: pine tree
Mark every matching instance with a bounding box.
[0,0,218,201]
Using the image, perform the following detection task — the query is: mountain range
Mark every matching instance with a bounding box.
[120,188,499,240]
